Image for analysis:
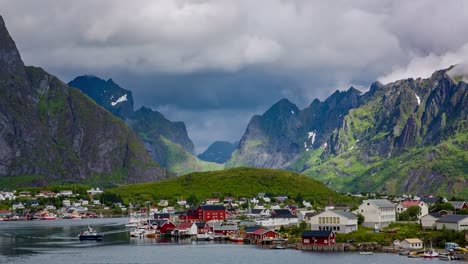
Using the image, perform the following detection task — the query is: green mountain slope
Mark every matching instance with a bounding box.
[0,16,170,187]
[111,167,353,205]
[305,70,467,198]
[68,75,222,176]
[227,67,467,198]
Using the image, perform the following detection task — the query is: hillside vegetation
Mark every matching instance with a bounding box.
[110,167,354,205]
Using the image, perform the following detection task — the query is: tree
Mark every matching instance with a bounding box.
[187,194,198,206]
[406,206,422,220]
[357,213,365,225]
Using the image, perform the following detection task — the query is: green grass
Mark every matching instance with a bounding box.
[305,131,468,198]
[160,136,224,175]
[337,223,467,247]
[109,167,354,205]
[0,174,47,189]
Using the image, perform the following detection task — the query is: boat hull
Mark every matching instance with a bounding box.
[78,235,103,241]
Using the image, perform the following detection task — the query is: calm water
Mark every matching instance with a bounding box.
[0,218,448,264]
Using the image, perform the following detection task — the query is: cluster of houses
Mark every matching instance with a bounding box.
[0,188,106,220]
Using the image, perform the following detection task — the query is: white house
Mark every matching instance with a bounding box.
[12,202,25,210]
[63,200,71,207]
[255,209,298,228]
[158,200,169,207]
[297,210,316,222]
[45,204,56,210]
[60,190,73,197]
[400,238,423,249]
[435,215,468,231]
[357,199,396,228]
[93,199,100,205]
[87,188,103,195]
[308,210,358,234]
[396,200,428,218]
[420,213,442,229]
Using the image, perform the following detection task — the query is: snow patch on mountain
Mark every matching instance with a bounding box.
[308,132,316,145]
[414,93,421,106]
[111,94,128,106]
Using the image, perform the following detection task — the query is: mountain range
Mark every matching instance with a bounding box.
[0,16,170,188]
[0,14,466,198]
[227,68,467,197]
[68,75,223,175]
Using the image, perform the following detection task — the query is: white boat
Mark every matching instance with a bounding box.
[424,250,439,258]
[359,251,374,255]
[424,241,439,258]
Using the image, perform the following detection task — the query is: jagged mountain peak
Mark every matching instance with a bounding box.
[264,98,300,117]
[0,15,25,78]
[69,75,134,118]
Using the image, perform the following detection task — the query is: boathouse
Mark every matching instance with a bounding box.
[301,230,336,246]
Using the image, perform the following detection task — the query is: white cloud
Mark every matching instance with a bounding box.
[3,0,467,80]
[378,43,468,84]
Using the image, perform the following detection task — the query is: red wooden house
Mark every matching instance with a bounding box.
[195,222,210,234]
[154,219,176,235]
[251,229,281,240]
[180,205,227,222]
[201,205,226,221]
[301,230,336,246]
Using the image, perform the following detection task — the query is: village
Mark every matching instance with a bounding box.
[1,188,468,259]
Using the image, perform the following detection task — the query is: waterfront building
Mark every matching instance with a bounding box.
[301,230,336,246]
[435,215,468,231]
[356,199,396,228]
[308,210,358,234]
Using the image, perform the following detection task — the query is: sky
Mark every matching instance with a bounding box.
[2,0,468,153]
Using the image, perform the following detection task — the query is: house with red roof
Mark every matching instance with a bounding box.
[396,200,428,218]
[153,219,176,235]
[175,222,197,236]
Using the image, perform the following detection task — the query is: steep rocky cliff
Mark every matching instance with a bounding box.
[0,16,170,187]
[228,67,467,197]
[227,88,361,169]
[68,75,222,175]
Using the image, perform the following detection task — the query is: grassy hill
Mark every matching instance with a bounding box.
[110,167,354,206]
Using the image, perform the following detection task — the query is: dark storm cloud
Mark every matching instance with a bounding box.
[2,0,468,151]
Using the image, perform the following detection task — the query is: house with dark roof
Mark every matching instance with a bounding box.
[195,222,210,234]
[420,213,443,229]
[154,213,170,220]
[435,215,468,231]
[255,209,298,228]
[448,201,468,211]
[301,230,336,246]
[179,205,227,222]
[421,196,448,207]
[307,210,358,233]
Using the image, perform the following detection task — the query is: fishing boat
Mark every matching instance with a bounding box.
[359,251,374,255]
[78,226,103,241]
[229,236,244,243]
[41,212,57,220]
